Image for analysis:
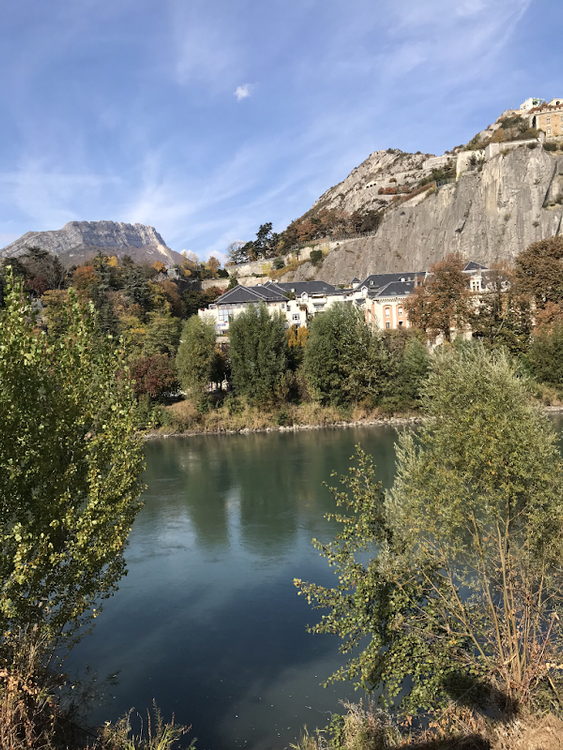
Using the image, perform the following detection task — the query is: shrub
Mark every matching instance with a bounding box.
[309,249,323,265]
[544,141,557,152]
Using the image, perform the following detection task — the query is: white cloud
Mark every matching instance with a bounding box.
[234,84,253,101]
[0,165,120,229]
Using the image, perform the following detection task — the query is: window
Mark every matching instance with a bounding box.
[385,322,390,329]
[398,321,404,327]
[547,116,551,124]
[548,127,552,134]
[292,313,300,321]
[385,308,390,317]
[397,306,403,316]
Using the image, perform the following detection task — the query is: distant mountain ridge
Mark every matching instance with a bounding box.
[0,220,185,268]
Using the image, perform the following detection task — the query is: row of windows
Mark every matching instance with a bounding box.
[384,306,403,317]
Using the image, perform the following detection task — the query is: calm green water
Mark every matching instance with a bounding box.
[68,425,401,749]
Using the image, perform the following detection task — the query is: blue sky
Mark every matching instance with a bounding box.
[1,0,561,262]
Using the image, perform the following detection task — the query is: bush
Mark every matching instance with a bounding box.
[544,141,558,152]
[296,345,563,719]
[309,249,323,265]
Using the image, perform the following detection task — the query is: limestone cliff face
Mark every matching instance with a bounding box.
[284,147,563,284]
[0,220,184,268]
[312,149,435,215]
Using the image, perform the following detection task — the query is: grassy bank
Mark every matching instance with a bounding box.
[146,398,420,436]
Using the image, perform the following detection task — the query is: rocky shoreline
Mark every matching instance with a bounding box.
[144,414,422,439]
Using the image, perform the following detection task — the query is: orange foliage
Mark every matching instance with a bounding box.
[72,265,98,292]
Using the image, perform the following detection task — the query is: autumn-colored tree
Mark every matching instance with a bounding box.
[286,324,309,369]
[129,354,179,400]
[470,262,532,355]
[515,236,563,309]
[72,264,99,294]
[152,260,167,274]
[405,254,472,342]
[204,256,221,279]
[149,279,185,318]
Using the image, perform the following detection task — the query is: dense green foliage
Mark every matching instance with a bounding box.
[527,323,563,387]
[0,273,145,653]
[303,304,390,406]
[176,316,220,395]
[229,304,287,404]
[296,345,563,719]
[303,305,429,409]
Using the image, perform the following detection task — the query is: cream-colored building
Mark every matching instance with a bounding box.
[529,102,563,138]
[199,265,490,337]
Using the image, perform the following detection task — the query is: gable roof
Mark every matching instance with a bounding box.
[361,272,423,290]
[371,279,416,298]
[263,280,336,295]
[213,284,287,306]
[463,261,488,272]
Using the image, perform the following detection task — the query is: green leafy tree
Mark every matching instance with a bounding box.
[527,323,563,388]
[296,345,563,719]
[143,312,181,357]
[176,316,219,395]
[229,303,287,404]
[0,273,145,656]
[303,303,390,406]
[381,330,430,409]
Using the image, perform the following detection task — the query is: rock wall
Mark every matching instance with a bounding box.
[281,147,563,285]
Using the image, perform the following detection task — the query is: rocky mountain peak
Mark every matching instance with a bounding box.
[0,220,184,268]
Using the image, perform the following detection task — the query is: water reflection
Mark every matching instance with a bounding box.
[68,425,403,750]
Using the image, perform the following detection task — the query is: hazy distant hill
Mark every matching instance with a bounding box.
[0,220,185,268]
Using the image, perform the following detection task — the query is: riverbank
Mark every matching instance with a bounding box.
[144,399,563,439]
[145,400,422,439]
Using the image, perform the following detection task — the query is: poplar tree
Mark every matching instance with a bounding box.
[303,303,390,406]
[176,316,219,395]
[0,273,145,658]
[228,303,287,404]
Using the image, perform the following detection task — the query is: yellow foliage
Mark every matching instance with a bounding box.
[108,255,119,268]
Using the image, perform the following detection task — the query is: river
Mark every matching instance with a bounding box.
[67,425,402,749]
[66,418,563,749]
